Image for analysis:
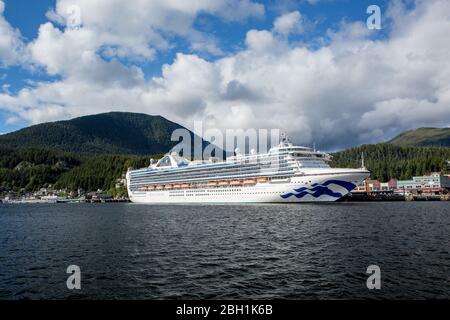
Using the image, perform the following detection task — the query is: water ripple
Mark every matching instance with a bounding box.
[0,202,449,299]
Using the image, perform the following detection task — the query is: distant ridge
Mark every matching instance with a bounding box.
[0,112,211,156]
[388,127,450,147]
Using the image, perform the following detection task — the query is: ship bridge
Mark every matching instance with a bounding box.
[268,136,332,164]
[154,152,191,169]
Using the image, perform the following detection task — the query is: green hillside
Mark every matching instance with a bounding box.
[0,147,81,192]
[0,112,202,155]
[0,111,223,194]
[331,144,450,181]
[0,146,161,194]
[54,154,159,196]
[388,127,450,147]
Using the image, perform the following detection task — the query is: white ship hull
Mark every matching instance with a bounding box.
[128,169,369,204]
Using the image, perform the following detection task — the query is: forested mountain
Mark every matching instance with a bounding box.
[0,111,219,194]
[388,127,450,147]
[1,113,450,194]
[331,144,450,181]
[0,112,206,155]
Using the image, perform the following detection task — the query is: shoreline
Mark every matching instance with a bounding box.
[0,199,130,204]
[1,198,449,204]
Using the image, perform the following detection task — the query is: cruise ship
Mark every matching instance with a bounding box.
[126,137,370,203]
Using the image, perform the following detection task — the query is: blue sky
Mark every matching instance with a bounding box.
[0,0,388,131]
[0,0,447,149]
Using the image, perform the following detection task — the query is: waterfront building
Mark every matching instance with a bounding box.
[381,179,398,191]
[353,179,397,193]
[365,179,381,192]
[396,172,450,195]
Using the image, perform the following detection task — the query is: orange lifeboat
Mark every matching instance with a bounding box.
[207,181,218,186]
[243,179,256,184]
[181,183,190,188]
[156,185,164,190]
[257,177,269,182]
[218,181,229,186]
[230,180,242,185]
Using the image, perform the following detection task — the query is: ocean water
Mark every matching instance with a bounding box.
[0,202,449,300]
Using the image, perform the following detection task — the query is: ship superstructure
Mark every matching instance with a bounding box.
[126,137,369,203]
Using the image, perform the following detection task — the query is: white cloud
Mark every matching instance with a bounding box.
[29,22,145,86]
[273,11,303,35]
[216,0,265,22]
[245,30,278,52]
[5,115,19,124]
[0,1,27,67]
[43,0,264,60]
[1,0,450,150]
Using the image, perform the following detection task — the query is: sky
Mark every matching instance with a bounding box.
[0,0,449,150]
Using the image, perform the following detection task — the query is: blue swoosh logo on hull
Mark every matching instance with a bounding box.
[280,180,357,199]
